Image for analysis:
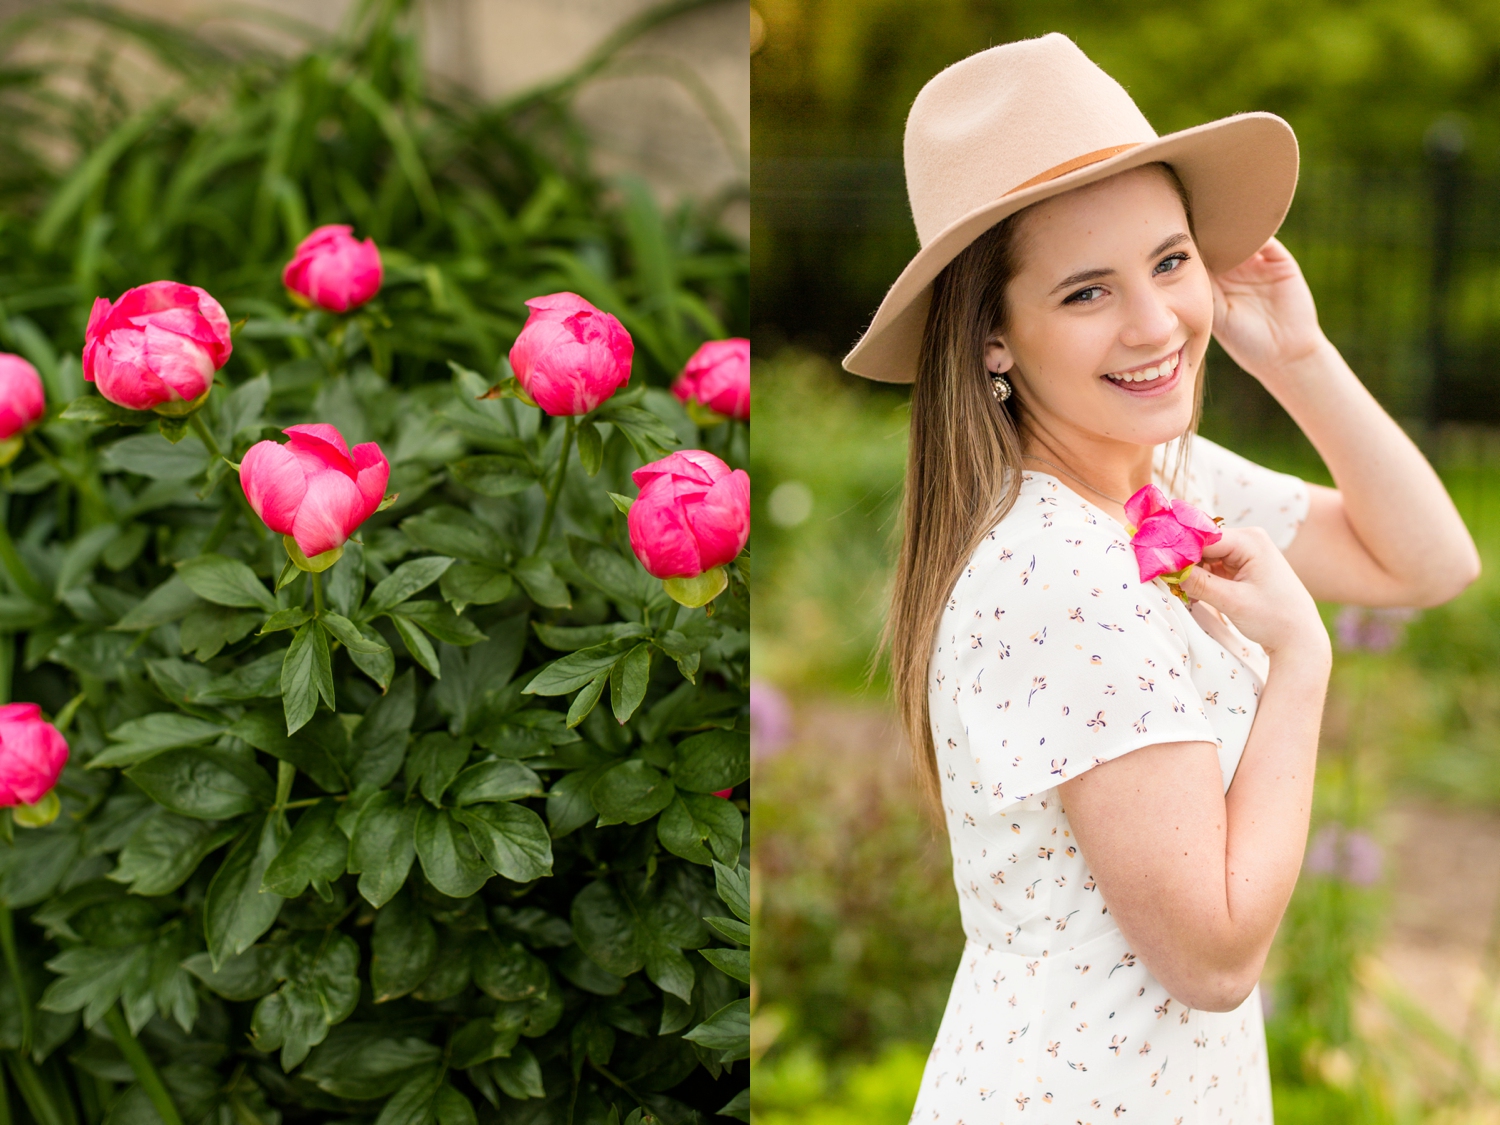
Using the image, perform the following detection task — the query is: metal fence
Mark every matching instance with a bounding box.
[752,146,1500,429]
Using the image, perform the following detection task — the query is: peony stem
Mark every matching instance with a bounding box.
[103,1005,183,1125]
[24,432,107,524]
[310,570,324,617]
[533,416,575,554]
[190,412,263,539]
[187,410,221,459]
[0,502,45,604]
[0,904,32,1053]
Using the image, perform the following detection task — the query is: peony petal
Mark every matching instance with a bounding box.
[628,480,704,578]
[1169,498,1223,544]
[284,424,356,475]
[0,355,45,439]
[0,703,42,722]
[688,469,751,570]
[239,440,307,535]
[141,323,215,402]
[290,468,365,557]
[351,442,390,523]
[92,330,175,411]
[1123,483,1170,530]
[1130,513,1203,581]
[0,716,69,806]
[523,291,595,318]
[83,296,113,350]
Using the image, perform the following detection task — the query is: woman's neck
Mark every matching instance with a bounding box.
[1020,421,1159,518]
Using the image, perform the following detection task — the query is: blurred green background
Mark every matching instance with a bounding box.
[750,2,1500,1123]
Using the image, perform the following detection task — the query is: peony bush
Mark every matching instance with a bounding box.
[0,7,749,1125]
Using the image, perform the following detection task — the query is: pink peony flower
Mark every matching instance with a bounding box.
[508,292,633,416]
[282,224,383,313]
[0,703,68,807]
[672,338,750,421]
[240,424,389,562]
[0,354,44,443]
[84,281,232,414]
[1124,484,1222,585]
[628,450,750,579]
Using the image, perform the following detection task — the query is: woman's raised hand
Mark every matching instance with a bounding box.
[1210,237,1328,384]
[1178,526,1330,662]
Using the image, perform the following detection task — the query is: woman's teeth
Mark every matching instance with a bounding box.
[1106,351,1180,385]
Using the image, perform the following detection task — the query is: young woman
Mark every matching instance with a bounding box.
[842,34,1479,1122]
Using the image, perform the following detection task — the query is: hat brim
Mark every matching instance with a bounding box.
[842,112,1299,383]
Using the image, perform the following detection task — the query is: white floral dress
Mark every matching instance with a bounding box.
[915,436,1309,1124]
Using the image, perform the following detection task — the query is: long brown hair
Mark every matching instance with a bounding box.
[877,163,1201,808]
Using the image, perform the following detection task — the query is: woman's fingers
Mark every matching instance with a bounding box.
[1179,561,1243,614]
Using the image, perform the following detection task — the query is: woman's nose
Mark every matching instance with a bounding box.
[1118,284,1178,350]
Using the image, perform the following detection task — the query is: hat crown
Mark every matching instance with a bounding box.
[904,33,1159,247]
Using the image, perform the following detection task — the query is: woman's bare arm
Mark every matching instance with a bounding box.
[1057,650,1328,1010]
[1213,239,1479,607]
[1056,527,1332,1011]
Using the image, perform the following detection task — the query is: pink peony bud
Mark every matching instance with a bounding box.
[282,224,383,313]
[240,424,390,563]
[508,292,633,416]
[713,788,734,799]
[83,281,232,414]
[0,354,45,446]
[627,450,750,579]
[1124,484,1222,585]
[672,338,750,421]
[0,703,68,808]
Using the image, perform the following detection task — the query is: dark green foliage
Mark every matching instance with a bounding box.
[0,2,748,1123]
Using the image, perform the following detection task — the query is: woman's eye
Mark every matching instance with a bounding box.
[1154,252,1190,275]
[1064,285,1105,305]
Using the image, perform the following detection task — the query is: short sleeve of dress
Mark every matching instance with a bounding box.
[1177,435,1310,551]
[940,500,1222,816]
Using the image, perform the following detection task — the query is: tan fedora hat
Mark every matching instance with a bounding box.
[842,33,1299,383]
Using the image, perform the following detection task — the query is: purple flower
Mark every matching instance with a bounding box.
[1304,824,1383,887]
[1334,606,1416,654]
[750,680,793,761]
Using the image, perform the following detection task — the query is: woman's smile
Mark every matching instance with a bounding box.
[1102,344,1184,397]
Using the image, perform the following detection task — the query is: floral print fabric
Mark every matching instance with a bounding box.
[913,436,1308,1124]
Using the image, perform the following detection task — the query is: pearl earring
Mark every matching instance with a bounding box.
[990,371,1012,402]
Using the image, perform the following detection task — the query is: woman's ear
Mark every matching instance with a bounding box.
[985,334,1015,376]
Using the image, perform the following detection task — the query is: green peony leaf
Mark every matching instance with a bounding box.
[591,759,674,826]
[671,728,750,794]
[413,804,490,898]
[250,931,361,1070]
[448,760,544,804]
[370,886,437,1003]
[362,556,456,619]
[451,802,552,883]
[125,747,275,820]
[176,554,279,612]
[205,813,289,969]
[347,791,418,909]
[471,934,549,1002]
[657,792,742,867]
[261,799,347,899]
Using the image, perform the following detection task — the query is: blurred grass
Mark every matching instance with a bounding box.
[0,0,749,392]
[751,345,1500,1123]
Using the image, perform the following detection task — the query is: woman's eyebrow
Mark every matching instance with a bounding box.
[1048,232,1193,295]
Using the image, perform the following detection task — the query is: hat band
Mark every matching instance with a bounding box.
[1004,142,1142,196]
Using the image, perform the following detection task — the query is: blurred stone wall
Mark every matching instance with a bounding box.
[69,0,750,234]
